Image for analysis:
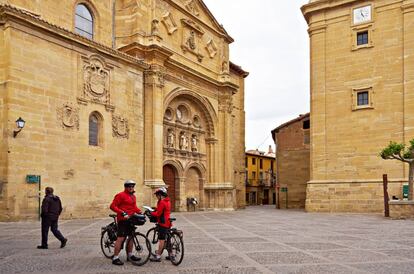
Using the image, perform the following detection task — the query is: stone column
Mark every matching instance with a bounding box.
[308,23,327,181]
[177,177,186,211]
[205,138,217,183]
[143,64,166,205]
[218,91,233,185]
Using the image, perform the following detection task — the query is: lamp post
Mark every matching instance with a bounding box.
[13,117,25,138]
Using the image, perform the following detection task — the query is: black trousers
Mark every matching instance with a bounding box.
[41,217,65,246]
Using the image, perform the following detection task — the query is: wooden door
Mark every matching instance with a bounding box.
[163,165,176,211]
[263,189,269,205]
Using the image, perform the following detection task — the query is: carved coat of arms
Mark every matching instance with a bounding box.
[112,115,129,139]
[84,60,109,98]
[57,103,79,130]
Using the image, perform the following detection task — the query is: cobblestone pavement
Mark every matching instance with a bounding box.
[1,206,414,274]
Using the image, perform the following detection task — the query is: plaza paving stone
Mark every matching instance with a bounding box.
[0,206,414,273]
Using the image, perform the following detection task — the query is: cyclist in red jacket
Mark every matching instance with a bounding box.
[110,180,142,265]
[149,187,171,262]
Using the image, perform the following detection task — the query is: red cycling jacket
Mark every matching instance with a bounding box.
[110,190,142,222]
[151,197,171,228]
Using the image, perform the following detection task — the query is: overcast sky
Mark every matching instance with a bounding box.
[203,0,310,152]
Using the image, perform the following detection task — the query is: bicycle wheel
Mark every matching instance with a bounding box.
[168,231,184,266]
[100,229,115,258]
[126,232,151,266]
[146,227,159,257]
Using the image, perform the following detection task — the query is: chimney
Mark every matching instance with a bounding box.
[268,145,273,154]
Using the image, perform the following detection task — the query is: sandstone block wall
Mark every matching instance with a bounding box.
[389,200,414,219]
[1,20,144,220]
[302,0,414,212]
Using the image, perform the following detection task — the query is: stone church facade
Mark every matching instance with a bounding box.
[0,0,247,220]
[302,0,414,212]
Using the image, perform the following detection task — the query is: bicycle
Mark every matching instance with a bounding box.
[100,213,152,266]
[143,206,184,266]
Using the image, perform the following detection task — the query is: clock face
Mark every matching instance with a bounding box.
[353,5,371,24]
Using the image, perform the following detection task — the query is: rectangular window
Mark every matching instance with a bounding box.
[259,159,263,169]
[252,171,256,179]
[303,120,310,129]
[357,91,369,106]
[357,31,368,46]
[245,157,247,167]
[252,158,256,165]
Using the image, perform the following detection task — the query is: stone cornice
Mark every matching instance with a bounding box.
[0,4,150,70]
[307,23,328,36]
[166,58,239,91]
[402,1,414,13]
[308,178,407,184]
[204,183,234,190]
[302,0,360,23]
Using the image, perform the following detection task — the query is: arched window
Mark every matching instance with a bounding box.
[75,4,93,39]
[89,112,101,146]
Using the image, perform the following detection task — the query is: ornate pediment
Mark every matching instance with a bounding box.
[185,0,200,17]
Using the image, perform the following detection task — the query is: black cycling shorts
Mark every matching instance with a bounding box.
[158,226,168,240]
[117,220,133,237]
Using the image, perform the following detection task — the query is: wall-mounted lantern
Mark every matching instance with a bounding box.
[13,117,25,138]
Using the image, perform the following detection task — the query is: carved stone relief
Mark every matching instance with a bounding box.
[205,39,218,58]
[219,93,233,113]
[167,128,175,148]
[112,114,129,139]
[221,59,229,74]
[79,55,114,112]
[151,19,160,35]
[144,65,165,88]
[161,12,177,35]
[57,103,79,130]
[185,0,200,16]
[163,96,209,162]
[179,131,189,150]
[181,19,204,62]
[191,134,198,152]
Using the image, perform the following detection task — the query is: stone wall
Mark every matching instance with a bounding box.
[389,200,414,219]
[1,16,145,220]
[275,115,310,209]
[302,0,414,212]
[306,180,406,213]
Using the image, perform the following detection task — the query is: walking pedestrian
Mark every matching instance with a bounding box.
[37,187,67,249]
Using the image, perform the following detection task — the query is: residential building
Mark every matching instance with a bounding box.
[272,113,310,209]
[245,147,276,205]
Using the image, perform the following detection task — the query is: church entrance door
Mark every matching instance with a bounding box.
[163,165,176,211]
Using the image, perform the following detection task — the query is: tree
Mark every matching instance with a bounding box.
[380,140,414,200]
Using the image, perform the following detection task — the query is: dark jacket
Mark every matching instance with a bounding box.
[151,197,171,228]
[110,190,142,221]
[41,194,63,220]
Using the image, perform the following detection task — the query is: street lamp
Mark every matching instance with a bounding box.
[13,117,25,138]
